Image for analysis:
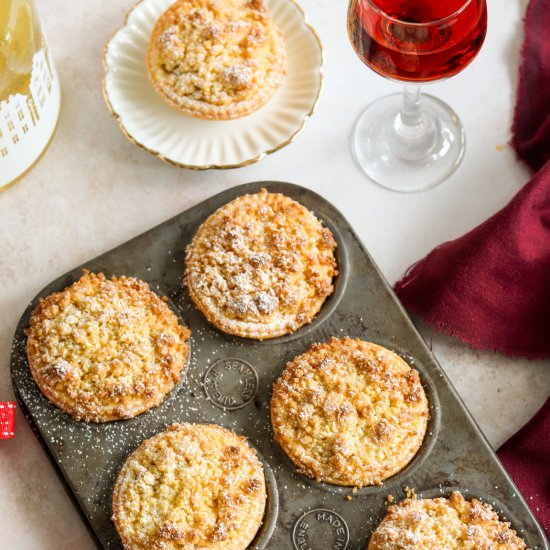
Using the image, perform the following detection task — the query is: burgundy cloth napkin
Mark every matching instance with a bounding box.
[512,0,550,172]
[498,395,550,538]
[394,0,550,538]
[395,162,550,358]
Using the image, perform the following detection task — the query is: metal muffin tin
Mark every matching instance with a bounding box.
[11,182,548,549]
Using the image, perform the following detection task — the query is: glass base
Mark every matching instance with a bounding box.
[352,92,465,193]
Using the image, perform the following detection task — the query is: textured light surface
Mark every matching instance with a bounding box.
[1,0,550,548]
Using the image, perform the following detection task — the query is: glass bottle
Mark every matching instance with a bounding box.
[0,0,60,191]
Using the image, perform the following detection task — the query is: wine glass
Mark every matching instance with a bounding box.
[348,0,488,192]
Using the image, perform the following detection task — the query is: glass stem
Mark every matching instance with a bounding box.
[401,85,423,127]
[389,85,437,161]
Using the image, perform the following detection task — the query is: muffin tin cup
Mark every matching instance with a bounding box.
[21,269,194,421]
[11,182,548,549]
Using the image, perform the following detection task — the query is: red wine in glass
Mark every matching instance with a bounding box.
[346,0,488,192]
[348,0,488,82]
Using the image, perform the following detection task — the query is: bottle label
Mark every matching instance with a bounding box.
[0,43,60,188]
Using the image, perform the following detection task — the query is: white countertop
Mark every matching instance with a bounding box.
[1,0,549,547]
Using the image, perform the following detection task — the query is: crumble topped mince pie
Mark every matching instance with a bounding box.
[26,271,190,422]
[369,491,529,549]
[185,189,337,339]
[112,423,267,549]
[271,337,429,486]
[147,0,287,119]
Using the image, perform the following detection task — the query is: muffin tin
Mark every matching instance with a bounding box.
[11,181,548,549]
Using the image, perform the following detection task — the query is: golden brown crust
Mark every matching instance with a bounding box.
[26,272,190,422]
[112,423,267,550]
[185,189,337,339]
[271,337,429,486]
[146,0,286,120]
[368,491,529,549]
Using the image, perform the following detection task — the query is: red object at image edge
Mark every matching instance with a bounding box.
[0,402,15,439]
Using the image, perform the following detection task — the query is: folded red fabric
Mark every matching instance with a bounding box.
[395,161,550,358]
[395,0,550,538]
[512,0,550,172]
[498,396,550,538]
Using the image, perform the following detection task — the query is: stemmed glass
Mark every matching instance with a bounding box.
[348,0,488,192]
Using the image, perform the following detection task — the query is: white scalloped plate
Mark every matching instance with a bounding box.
[103,0,323,169]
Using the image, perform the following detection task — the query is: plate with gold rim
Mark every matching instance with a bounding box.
[102,0,323,170]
